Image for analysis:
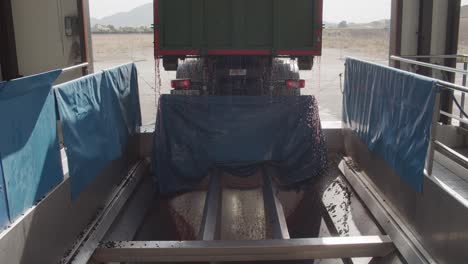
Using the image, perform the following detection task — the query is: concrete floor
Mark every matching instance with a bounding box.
[130,154,384,264]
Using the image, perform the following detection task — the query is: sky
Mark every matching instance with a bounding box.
[89,0,152,19]
[323,0,391,23]
[90,0,468,22]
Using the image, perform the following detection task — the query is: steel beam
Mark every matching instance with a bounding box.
[262,168,290,239]
[390,56,468,77]
[320,202,354,264]
[62,63,89,74]
[61,161,147,264]
[198,173,222,241]
[443,0,461,84]
[434,140,468,171]
[416,0,433,76]
[93,236,394,263]
[76,0,90,75]
[440,111,468,126]
[437,80,468,94]
[389,0,402,68]
[339,158,434,264]
[0,0,19,80]
[426,92,441,176]
[104,175,154,241]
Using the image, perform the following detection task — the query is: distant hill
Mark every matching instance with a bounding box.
[93,2,392,30]
[325,19,390,29]
[92,3,468,30]
[349,19,390,29]
[91,3,153,28]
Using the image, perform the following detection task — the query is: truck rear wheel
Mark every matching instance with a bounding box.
[176,60,203,92]
[272,60,301,96]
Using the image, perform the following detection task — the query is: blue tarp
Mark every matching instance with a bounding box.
[0,81,8,229]
[0,70,63,222]
[105,64,142,147]
[343,58,437,192]
[0,159,8,230]
[55,63,141,198]
[153,95,328,194]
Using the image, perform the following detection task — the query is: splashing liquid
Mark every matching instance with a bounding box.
[316,56,321,101]
[155,58,163,115]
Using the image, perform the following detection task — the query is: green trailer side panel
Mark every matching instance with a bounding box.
[245,0,273,47]
[161,0,193,47]
[157,0,321,53]
[204,0,232,47]
[277,0,316,48]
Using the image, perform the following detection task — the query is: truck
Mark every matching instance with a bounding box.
[154,0,323,96]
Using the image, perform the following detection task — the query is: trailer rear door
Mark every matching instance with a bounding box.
[155,0,322,57]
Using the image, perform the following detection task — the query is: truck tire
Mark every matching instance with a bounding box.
[176,60,203,91]
[272,60,301,96]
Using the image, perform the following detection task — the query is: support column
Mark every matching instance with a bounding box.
[0,0,19,80]
[76,0,94,74]
[440,0,461,124]
[390,0,461,124]
[416,0,433,76]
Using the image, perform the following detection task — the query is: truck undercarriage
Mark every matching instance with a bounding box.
[171,56,309,96]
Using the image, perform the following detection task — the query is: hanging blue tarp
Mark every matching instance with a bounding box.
[0,160,8,230]
[343,58,437,192]
[55,63,141,198]
[153,95,328,194]
[105,64,142,149]
[0,70,63,221]
[0,81,9,230]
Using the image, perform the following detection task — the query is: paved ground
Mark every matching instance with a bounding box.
[92,34,388,126]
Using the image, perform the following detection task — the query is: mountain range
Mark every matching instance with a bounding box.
[91,3,468,29]
[91,3,153,28]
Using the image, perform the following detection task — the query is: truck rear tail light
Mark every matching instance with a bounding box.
[285,79,306,89]
[171,79,191,89]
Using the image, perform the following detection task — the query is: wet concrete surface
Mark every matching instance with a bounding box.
[130,153,384,264]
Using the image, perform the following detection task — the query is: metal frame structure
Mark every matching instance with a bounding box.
[339,159,436,264]
[198,172,222,241]
[340,55,468,262]
[397,54,468,125]
[92,237,394,263]
[262,168,290,240]
[390,0,461,124]
[62,62,90,74]
[65,163,396,263]
[0,0,19,80]
[61,161,147,264]
[390,55,468,175]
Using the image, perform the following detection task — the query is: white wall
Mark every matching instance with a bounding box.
[11,0,84,80]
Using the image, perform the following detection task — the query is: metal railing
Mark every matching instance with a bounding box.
[397,54,468,63]
[390,55,468,175]
[393,55,468,121]
[62,62,89,74]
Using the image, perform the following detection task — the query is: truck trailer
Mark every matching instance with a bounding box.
[155,0,322,96]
